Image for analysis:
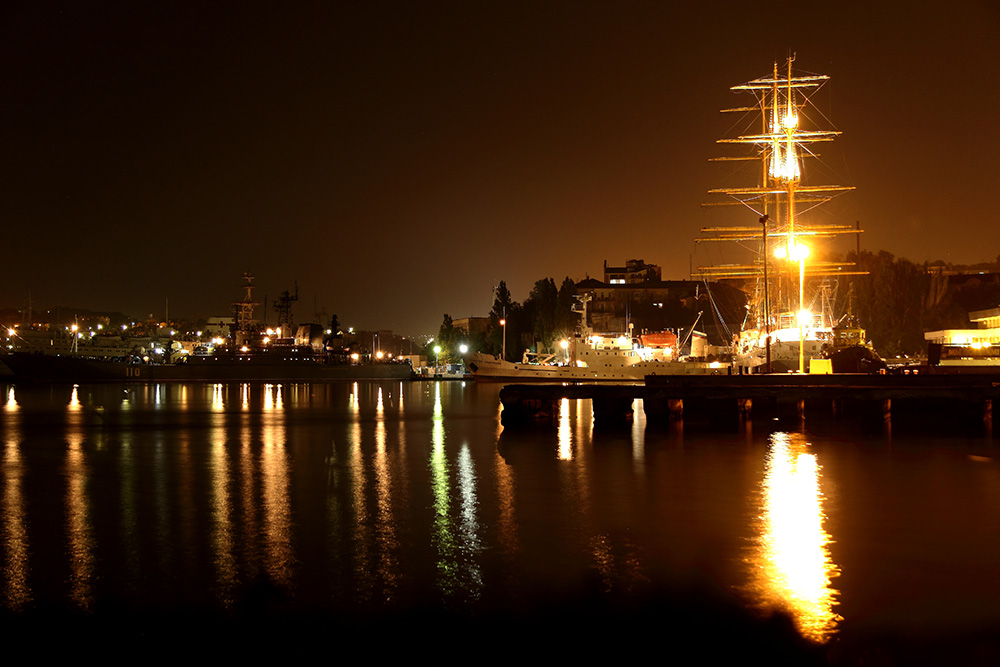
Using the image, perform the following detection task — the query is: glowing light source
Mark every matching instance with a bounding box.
[775,242,809,260]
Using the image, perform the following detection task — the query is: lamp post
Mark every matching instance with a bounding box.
[774,239,810,374]
[760,214,771,374]
[796,243,808,374]
[789,241,810,374]
[499,317,507,361]
[433,345,441,372]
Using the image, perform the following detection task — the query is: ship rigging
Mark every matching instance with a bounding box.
[695,55,866,373]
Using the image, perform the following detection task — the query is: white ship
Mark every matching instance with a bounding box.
[465,296,727,382]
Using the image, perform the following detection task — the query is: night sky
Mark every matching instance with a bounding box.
[3,2,998,334]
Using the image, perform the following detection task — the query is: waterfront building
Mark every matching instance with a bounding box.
[603,258,661,284]
[925,305,1000,346]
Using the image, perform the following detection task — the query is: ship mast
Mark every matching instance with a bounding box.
[231,272,260,347]
[695,56,864,372]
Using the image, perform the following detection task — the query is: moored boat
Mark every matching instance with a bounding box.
[0,346,413,383]
[696,55,875,373]
[465,296,729,382]
[1,274,414,383]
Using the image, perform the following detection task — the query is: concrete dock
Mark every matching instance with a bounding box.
[498,373,1000,426]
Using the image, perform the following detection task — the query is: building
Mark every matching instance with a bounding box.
[577,261,745,343]
[925,306,1000,346]
[453,317,490,337]
[576,277,715,335]
[603,259,661,285]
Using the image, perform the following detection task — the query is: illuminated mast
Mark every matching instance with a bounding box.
[695,55,861,373]
[231,272,260,347]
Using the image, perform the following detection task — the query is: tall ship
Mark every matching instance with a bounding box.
[695,55,872,373]
[1,274,413,383]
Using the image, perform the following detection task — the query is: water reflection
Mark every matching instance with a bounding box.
[209,384,236,606]
[747,431,841,641]
[457,443,483,593]
[65,430,94,610]
[631,398,645,463]
[373,386,400,600]
[428,383,483,601]
[118,434,139,601]
[558,398,572,460]
[260,384,293,587]
[2,387,30,609]
[429,383,456,592]
[0,380,914,648]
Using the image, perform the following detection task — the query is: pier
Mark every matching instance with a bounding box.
[498,373,1000,426]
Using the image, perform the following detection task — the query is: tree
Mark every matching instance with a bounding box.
[524,278,558,350]
[487,281,518,359]
[555,277,578,338]
[428,313,463,363]
[846,250,930,356]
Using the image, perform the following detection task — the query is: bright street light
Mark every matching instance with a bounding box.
[499,318,506,360]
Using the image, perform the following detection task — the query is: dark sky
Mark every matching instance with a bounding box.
[3,2,998,334]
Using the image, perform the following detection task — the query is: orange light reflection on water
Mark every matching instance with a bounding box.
[2,387,30,609]
[748,431,841,642]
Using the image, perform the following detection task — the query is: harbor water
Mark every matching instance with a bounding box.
[1,380,998,662]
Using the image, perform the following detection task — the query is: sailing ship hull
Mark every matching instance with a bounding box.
[734,331,830,373]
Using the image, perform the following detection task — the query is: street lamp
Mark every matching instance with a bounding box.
[433,345,441,369]
[499,318,506,360]
[760,214,771,374]
[777,240,810,373]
